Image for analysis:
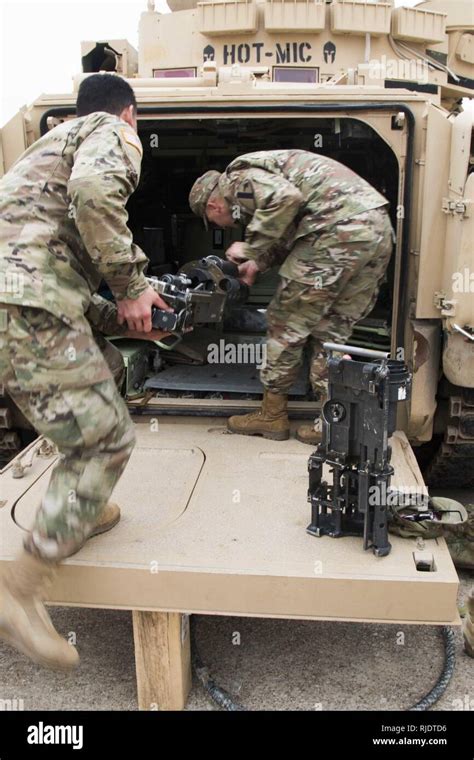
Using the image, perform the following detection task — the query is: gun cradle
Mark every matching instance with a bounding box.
[307,356,412,557]
[148,256,249,333]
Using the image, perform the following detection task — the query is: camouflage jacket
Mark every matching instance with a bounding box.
[0,111,148,331]
[85,293,128,336]
[218,150,388,273]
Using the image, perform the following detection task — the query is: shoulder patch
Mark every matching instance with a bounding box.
[119,128,143,156]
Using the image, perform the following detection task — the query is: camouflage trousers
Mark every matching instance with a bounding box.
[0,305,134,561]
[261,208,394,395]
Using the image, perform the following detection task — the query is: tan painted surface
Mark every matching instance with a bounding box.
[0,110,26,177]
[416,103,451,319]
[0,422,459,625]
[407,321,441,442]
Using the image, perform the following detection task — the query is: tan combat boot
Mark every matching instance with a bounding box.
[463,588,474,658]
[296,396,326,445]
[227,389,290,440]
[90,502,121,540]
[66,502,121,558]
[296,420,323,446]
[0,551,79,670]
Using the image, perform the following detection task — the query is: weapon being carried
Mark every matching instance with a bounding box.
[148,255,249,333]
[307,343,412,557]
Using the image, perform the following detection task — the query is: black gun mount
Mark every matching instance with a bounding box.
[307,343,412,557]
[148,256,249,333]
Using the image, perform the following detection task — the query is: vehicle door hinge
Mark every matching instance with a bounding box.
[434,292,456,316]
[442,198,470,217]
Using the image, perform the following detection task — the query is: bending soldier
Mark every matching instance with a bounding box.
[189,150,394,444]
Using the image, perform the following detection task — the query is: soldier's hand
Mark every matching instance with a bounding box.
[117,286,173,333]
[225,242,249,265]
[238,260,260,287]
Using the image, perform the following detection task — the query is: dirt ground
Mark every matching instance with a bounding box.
[0,568,471,712]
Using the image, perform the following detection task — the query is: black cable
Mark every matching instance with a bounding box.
[191,618,245,711]
[408,626,456,711]
[192,618,456,712]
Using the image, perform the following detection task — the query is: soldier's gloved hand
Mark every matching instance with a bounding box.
[238,260,260,287]
[117,285,173,333]
[225,241,249,265]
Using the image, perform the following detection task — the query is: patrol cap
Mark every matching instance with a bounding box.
[189,170,222,228]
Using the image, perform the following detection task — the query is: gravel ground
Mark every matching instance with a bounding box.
[0,570,471,712]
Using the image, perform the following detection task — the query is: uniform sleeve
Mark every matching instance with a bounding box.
[226,169,304,273]
[67,122,149,301]
[240,223,298,271]
[85,293,128,336]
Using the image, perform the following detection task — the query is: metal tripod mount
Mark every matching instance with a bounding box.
[307,343,412,557]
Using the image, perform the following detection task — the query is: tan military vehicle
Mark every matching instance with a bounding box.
[1,0,472,485]
[0,0,472,470]
[0,2,473,675]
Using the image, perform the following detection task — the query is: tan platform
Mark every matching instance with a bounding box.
[0,421,460,709]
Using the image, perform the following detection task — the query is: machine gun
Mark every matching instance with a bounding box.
[148,256,249,333]
[307,343,412,557]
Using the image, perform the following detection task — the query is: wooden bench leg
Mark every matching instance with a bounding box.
[133,611,192,711]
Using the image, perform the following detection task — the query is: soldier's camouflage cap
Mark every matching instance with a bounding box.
[189,170,222,228]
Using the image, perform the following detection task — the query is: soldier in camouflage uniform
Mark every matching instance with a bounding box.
[189,150,394,443]
[0,74,170,670]
[190,154,474,572]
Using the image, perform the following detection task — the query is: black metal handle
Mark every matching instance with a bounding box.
[151,308,180,331]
